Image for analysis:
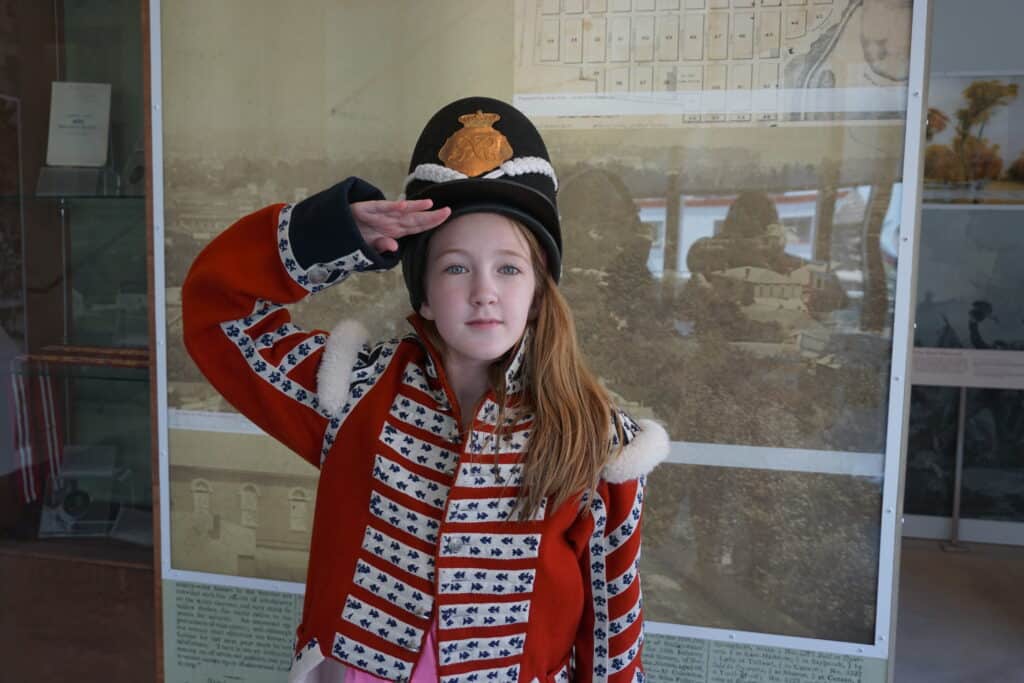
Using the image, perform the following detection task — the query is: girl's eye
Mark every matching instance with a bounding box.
[443,264,468,274]
[498,264,522,275]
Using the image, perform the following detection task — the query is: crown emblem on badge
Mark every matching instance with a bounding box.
[438,110,514,178]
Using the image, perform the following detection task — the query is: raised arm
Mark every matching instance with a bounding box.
[181,177,447,466]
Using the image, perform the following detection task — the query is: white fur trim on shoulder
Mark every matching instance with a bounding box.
[317,320,369,414]
[603,418,670,483]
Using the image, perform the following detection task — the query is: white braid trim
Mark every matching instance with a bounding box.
[404,156,558,191]
[403,163,466,189]
[482,156,559,190]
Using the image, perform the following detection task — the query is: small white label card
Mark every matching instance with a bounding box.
[46,81,112,167]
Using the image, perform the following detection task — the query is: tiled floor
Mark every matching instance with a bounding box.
[893,538,1024,682]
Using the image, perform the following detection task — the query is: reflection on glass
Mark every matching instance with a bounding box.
[6,363,151,545]
[644,465,881,644]
[909,59,1024,532]
[1,0,150,559]
[961,388,1024,523]
[561,173,901,454]
[554,164,900,644]
[67,198,148,348]
[0,97,23,346]
[915,209,1024,350]
[904,385,958,517]
[909,386,1024,522]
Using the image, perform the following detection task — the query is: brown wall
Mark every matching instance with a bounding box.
[0,545,154,681]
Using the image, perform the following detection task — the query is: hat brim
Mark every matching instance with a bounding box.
[406,176,561,278]
[400,179,562,312]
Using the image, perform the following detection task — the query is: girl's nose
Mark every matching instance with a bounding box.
[471,275,498,306]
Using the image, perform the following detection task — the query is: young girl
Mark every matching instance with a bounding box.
[183,97,668,683]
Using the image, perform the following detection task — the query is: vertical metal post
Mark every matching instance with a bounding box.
[942,386,969,551]
[58,197,72,445]
[58,197,68,345]
[52,0,61,79]
[664,171,681,300]
[4,95,29,354]
[884,0,933,679]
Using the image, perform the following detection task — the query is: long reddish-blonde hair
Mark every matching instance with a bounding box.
[421,217,624,519]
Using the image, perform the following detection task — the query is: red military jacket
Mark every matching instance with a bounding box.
[182,179,669,683]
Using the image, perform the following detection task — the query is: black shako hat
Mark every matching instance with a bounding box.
[400,96,561,312]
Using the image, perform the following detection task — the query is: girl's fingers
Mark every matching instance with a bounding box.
[366,210,447,234]
[353,200,450,240]
[360,198,434,216]
[399,198,435,214]
[371,206,450,235]
[401,206,451,231]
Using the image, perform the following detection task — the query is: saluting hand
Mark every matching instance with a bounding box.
[352,199,451,255]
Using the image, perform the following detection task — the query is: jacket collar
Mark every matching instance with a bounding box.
[405,313,528,397]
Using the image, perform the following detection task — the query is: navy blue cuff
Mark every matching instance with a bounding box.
[289,177,400,271]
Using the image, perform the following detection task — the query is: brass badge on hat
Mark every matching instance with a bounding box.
[438,110,513,178]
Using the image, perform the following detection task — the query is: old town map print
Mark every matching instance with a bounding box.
[514,0,912,125]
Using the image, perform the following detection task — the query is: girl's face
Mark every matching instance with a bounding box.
[420,212,537,375]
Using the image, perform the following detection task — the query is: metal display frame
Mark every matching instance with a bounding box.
[150,0,933,676]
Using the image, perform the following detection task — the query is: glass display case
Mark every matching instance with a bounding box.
[13,349,151,544]
[905,0,1024,548]
[1,2,155,679]
[0,0,152,561]
[906,206,1024,541]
